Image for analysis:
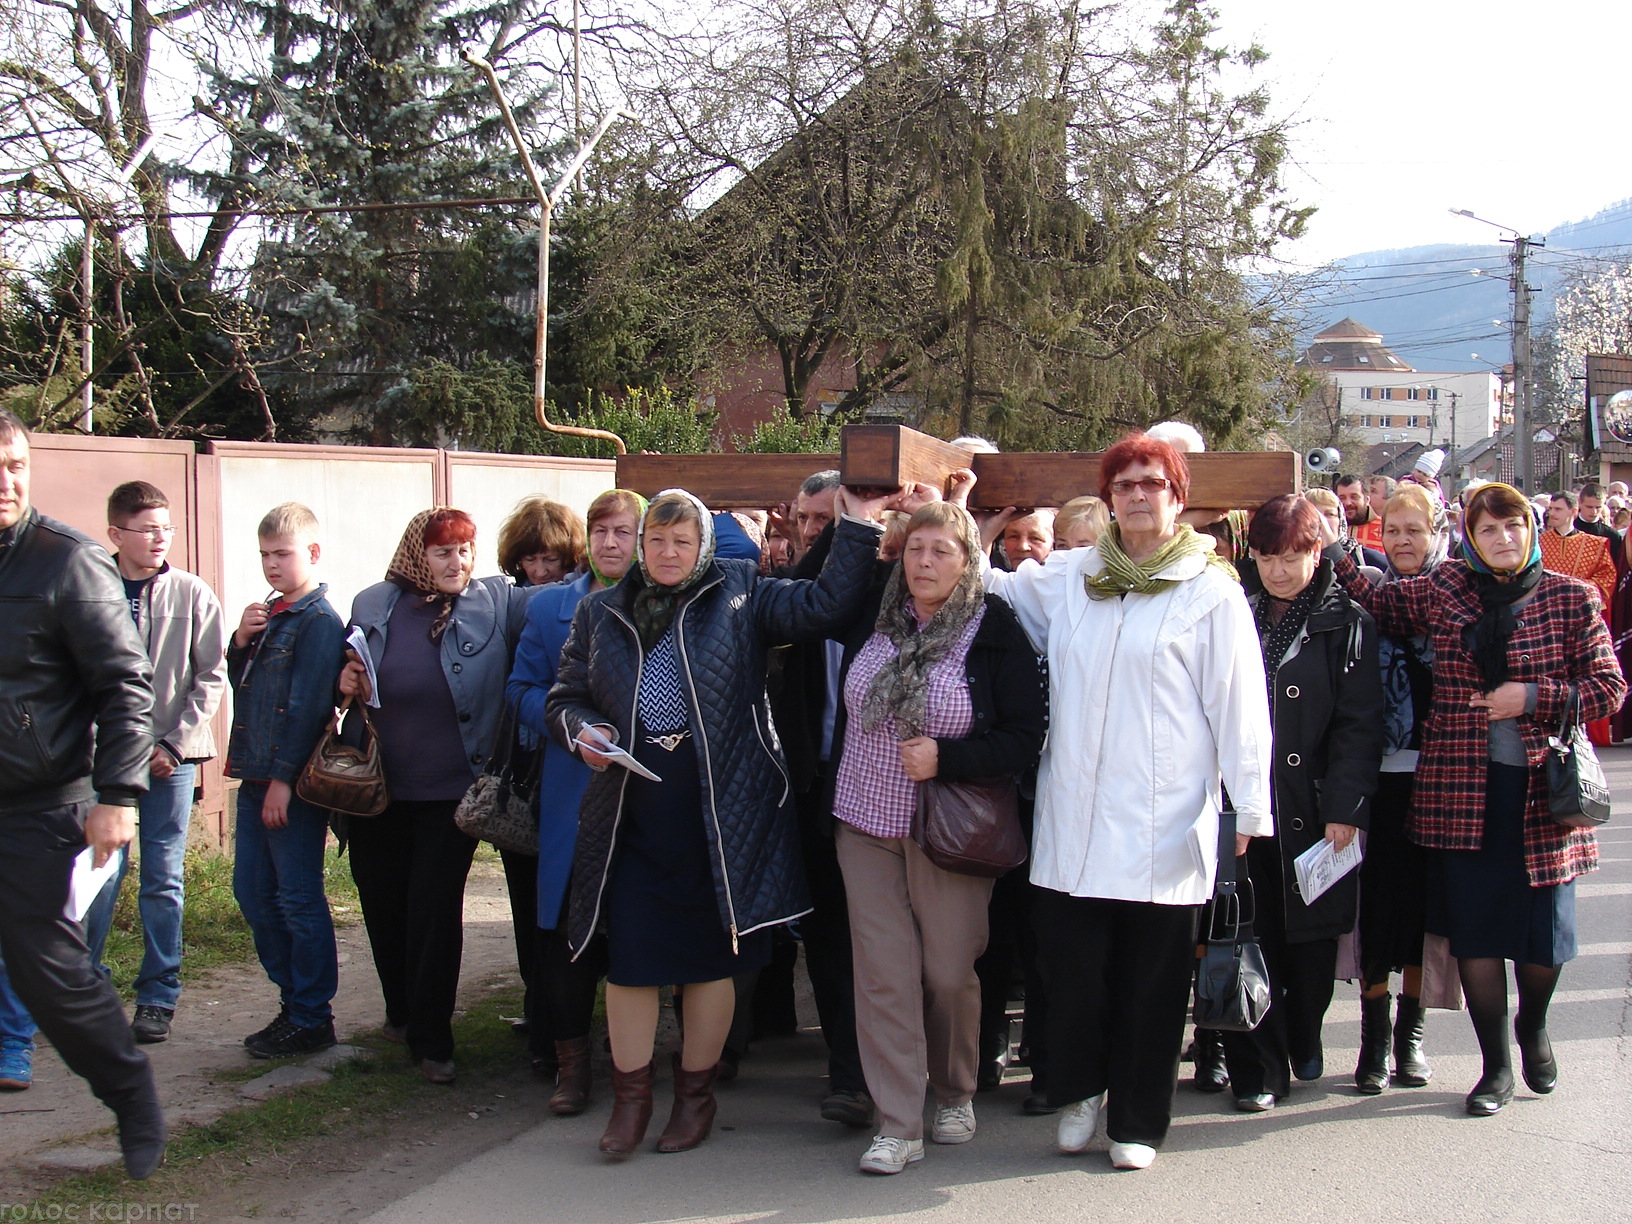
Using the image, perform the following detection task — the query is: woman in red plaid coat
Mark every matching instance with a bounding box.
[1327,482,1625,1117]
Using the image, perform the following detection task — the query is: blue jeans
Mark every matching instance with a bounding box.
[84,763,196,1008]
[232,782,337,1028]
[0,947,36,1044]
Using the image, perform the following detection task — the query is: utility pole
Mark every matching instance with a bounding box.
[1510,233,1542,493]
[1448,390,1459,497]
[1449,209,1542,492]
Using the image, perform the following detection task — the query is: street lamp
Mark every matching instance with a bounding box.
[463,52,635,454]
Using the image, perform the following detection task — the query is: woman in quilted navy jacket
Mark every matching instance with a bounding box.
[1328,481,1625,1116]
[546,485,908,1159]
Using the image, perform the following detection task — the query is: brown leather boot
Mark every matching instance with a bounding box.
[597,1061,655,1157]
[655,1058,718,1153]
[550,1037,592,1116]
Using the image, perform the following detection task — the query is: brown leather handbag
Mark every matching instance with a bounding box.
[911,776,1026,878]
[296,697,389,817]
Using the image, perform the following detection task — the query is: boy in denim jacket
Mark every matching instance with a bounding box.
[225,502,346,1058]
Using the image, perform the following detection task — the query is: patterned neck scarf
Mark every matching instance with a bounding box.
[858,506,986,739]
[630,489,716,650]
[1255,567,1324,717]
[385,508,471,642]
[1084,522,1236,601]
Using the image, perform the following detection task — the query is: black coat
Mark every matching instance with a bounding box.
[0,508,154,810]
[821,588,1049,831]
[1247,561,1384,943]
[545,516,884,955]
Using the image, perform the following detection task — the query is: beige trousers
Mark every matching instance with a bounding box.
[835,820,994,1139]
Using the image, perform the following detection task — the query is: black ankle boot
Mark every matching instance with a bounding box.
[1192,1027,1228,1093]
[1393,995,1432,1087]
[1355,992,1392,1095]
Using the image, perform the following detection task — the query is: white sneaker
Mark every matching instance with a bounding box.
[858,1135,925,1174]
[1109,1141,1156,1170]
[1056,1094,1103,1154]
[930,1101,977,1144]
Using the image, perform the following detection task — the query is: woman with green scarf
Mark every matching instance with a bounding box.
[507,488,645,1113]
[1323,481,1625,1116]
[977,432,1275,1171]
[546,484,902,1159]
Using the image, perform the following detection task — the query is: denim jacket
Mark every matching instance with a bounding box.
[225,584,346,785]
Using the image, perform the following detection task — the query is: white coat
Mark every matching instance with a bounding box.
[985,542,1273,906]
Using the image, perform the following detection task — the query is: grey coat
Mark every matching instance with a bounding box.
[546,516,884,956]
[348,576,538,776]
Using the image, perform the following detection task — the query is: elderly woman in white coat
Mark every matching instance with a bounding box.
[974,433,1273,1170]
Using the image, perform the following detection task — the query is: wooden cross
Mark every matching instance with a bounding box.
[615,425,1301,511]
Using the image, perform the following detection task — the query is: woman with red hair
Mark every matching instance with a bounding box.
[338,508,541,1084]
[977,433,1273,1170]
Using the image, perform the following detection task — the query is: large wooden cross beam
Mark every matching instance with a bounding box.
[615,425,1301,510]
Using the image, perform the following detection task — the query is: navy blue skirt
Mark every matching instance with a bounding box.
[1425,762,1576,967]
[603,727,771,987]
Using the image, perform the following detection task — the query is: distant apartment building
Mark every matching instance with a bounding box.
[1297,318,1503,459]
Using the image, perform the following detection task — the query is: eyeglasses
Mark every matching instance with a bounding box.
[113,524,176,539]
[1108,477,1173,497]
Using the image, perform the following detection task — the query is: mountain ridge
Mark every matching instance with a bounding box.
[1291,198,1632,373]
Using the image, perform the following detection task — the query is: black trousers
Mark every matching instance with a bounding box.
[1220,841,1339,1099]
[537,875,607,1043]
[498,847,551,1057]
[975,868,1049,1086]
[348,799,478,1063]
[796,794,866,1094]
[1035,890,1200,1146]
[0,801,154,1109]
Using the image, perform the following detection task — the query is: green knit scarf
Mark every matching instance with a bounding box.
[1083,522,1237,601]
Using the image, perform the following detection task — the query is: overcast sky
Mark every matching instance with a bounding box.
[1200,0,1632,265]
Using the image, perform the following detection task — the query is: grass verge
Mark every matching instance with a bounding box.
[101,840,362,995]
[23,984,530,1213]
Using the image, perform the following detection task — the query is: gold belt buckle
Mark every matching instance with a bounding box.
[645,731,690,752]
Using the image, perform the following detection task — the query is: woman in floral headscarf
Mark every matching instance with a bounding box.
[1325,482,1625,1116]
[546,484,906,1159]
[1350,482,1449,1096]
[337,508,539,1085]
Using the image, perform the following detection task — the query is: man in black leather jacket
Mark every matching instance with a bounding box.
[0,410,166,1179]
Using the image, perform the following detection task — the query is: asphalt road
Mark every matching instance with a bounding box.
[364,749,1632,1224]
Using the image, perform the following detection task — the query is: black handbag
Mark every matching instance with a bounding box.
[453,698,543,854]
[911,776,1027,878]
[1193,809,1272,1033]
[1547,686,1612,829]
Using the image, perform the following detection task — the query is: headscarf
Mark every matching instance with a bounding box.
[1458,482,1544,692]
[1084,521,1236,601]
[1378,495,1448,756]
[857,504,986,739]
[1382,495,1452,582]
[385,508,473,642]
[585,489,647,589]
[630,488,716,649]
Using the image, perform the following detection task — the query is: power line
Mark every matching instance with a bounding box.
[0,196,540,225]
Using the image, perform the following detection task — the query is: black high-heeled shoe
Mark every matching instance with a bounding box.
[1465,1070,1515,1116]
[1516,1025,1557,1094]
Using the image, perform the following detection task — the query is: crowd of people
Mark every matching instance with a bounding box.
[0,401,1623,1183]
